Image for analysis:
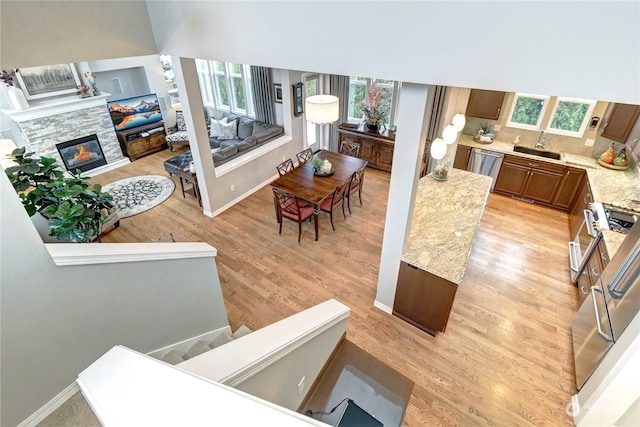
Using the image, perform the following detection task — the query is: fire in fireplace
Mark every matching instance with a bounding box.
[56,134,107,173]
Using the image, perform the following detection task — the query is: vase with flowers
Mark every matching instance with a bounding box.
[1,69,29,110]
[84,71,100,96]
[357,83,388,133]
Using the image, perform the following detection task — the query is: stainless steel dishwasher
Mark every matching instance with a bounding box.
[467,148,504,192]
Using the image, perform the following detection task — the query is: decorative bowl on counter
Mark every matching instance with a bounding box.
[598,159,629,171]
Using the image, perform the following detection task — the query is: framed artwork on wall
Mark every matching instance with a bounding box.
[274,83,283,104]
[293,82,303,117]
[15,63,81,100]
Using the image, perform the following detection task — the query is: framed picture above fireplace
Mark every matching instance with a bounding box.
[15,63,81,100]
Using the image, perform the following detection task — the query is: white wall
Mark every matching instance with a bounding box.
[0,171,230,427]
[145,1,639,104]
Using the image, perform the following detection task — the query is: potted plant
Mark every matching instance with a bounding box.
[6,147,117,243]
[358,83,388,132]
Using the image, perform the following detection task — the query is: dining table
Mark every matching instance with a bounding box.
[270,150,368,239]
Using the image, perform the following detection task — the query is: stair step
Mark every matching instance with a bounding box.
[160,326,252,365]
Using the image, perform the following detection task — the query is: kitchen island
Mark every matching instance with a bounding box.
[393,169,492,336]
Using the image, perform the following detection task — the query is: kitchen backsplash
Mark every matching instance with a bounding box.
[460,98,635,161]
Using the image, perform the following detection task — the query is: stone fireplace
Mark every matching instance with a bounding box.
[3,94,128,174]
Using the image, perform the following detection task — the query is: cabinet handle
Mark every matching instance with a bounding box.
[592,267,600,277]
[584,192,592,204]
[580,285,588,295]
[496,108,501,116]
[566,170,570,176]
[602,122,608,131]
[601,252,608,263]
[528,163,538,167]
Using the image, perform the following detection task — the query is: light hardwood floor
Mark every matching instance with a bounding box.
[95,148,579,426]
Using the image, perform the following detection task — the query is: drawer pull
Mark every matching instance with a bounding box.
[592,268,600,277]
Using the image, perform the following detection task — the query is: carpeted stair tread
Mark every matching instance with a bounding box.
[159,326,253,365]
[162,349,185,365]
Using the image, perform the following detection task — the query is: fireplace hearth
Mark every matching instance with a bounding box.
[56,134,107,173]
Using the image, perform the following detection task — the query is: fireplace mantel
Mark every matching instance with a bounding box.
[3,93,111,123]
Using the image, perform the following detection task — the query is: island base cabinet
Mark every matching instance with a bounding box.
[393,261,459,336]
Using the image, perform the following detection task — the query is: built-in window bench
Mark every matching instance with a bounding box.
[299,339,414,427]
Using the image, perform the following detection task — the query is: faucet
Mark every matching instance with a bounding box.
[536,130,547,149]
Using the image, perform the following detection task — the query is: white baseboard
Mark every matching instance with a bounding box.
[210,174,278,217]
[18,325,232,426]
[17,382,80,427]
[85,158,130,176]
[146,325,232,360]
[373,300,393,314]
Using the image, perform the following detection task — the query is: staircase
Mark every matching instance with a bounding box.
[36,326,252,426]
[160,325,252,365]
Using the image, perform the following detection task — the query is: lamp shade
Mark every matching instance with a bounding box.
[305,95,339,124]
[452,113,466,131]
[442,124,458,144]
[430,138,447,160]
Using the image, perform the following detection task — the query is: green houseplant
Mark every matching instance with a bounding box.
[6,147,116,242]
[358,83,389,132]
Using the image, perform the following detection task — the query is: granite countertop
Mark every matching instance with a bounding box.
[401,169,492,285]
[458,134,640,259]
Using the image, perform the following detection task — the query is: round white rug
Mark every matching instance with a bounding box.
[102,175,175,218]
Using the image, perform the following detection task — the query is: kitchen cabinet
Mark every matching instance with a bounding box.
[337,124,395,172]
[601,103,640,143]
[453,144,472,170]
[393,261,458,336]
[569,177,593,239]
[117,122,167,161]
[553,167,586,211]
[494,155,564,204]
[465,89,506,120]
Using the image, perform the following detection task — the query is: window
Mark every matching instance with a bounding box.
[303,74,320,148]
[506,93,550,131]
[506,93,596,138]
[195,59,255,117]
[546,97,596,137]
[159,55,180,107]
[347,77,398,126]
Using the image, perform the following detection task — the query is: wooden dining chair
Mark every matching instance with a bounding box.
[319,181,349,232]
[296,148,313,165]
[346,165,366,215]
[276,158,295,176]
[272,187,317,243]
[339,140,361,158]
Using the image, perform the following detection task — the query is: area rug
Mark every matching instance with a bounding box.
[102,175,175,218]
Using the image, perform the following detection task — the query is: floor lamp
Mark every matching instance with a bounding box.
[305,95,339,150]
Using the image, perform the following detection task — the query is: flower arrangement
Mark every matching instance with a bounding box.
[357,83,388,128]
[1,69,17,87]
[84,71,99,96]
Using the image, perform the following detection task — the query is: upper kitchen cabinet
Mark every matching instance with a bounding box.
[465,89,506,120]
[600,103,640,143]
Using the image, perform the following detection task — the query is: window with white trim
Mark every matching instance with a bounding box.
[303,74,320,148]
[347,77,398,127]
[546,97,596,138]
[195,59,255,117]
[506,93,550,131]
[159,55,180,107]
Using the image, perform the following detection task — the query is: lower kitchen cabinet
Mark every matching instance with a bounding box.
[570,177,593,238]
[577,239,610,304]
[337,124,395,172]
[553,167,586,210]
[393,261,458,336]
[453,145,472,170]
[494,154,575,207]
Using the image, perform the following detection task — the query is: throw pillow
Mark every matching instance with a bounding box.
[209,116,228,138]
[219,119,238,140]
[176,110,186,131]
[238,118,255,139]
[252,121,272,136]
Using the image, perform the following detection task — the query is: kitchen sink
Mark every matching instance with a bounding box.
[513,146,562,160]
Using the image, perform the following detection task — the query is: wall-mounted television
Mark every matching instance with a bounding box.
[107,93,163,131]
